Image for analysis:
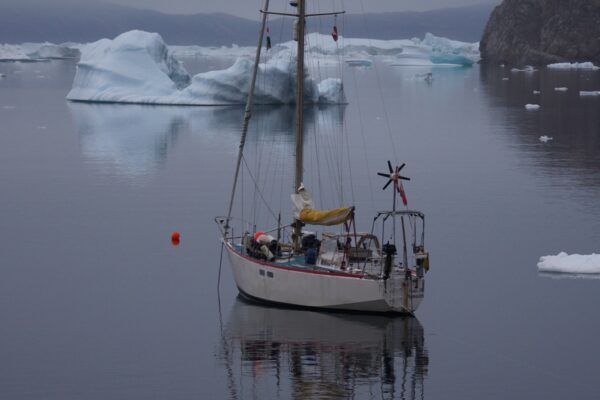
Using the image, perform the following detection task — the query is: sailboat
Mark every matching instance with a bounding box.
[216,0,430,314]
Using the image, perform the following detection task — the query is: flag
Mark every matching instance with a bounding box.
[331,25,338,42]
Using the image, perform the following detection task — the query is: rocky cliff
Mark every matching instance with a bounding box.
[480,0,600,66]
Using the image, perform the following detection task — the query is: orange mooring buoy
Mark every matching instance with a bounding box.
[171,231,180,246]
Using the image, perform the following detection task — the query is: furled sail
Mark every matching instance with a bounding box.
[291,184,353,226]
[299,207,354,226]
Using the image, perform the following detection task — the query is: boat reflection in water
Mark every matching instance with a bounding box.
[217,298,428,399]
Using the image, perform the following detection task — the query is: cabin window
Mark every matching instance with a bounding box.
[267,271,274,278]
[259,269,265,276]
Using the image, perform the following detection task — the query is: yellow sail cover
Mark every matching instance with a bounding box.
[299,207,354,226]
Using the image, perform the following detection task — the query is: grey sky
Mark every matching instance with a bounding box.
[103,0,495,19]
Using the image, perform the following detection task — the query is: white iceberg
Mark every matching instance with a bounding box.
[538,252,600,275]
[67,30,345,105]
[547,62,599,70]
[172,32,479,68]
[25,43,81,59]
[525,104,540,110]
[0,44,35,61]
[421,33,479,66]
[1,42,80,61]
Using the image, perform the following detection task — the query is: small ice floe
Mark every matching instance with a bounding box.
[499,63,505,68]
[533,90,540,94]
[511,65,536,73]
[2,105,16,110]
[37,126,47,130]
[554,87,568,92]
[547,62,599,70]
[539,135,553,142]
[580,91,600,97]
[502,77,509,81]
[525,104,540,110]
[538,252,600,275]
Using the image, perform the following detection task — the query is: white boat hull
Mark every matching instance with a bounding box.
[225,242,424,313]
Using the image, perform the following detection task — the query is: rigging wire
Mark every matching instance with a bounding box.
[357,0,399,164]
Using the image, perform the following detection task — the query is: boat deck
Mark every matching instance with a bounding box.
[232,243,385,278]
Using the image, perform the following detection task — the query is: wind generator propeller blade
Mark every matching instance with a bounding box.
[378,160,411,191]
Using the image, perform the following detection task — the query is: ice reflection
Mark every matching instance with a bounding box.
[68,102,345,178]
[217,298,428,400]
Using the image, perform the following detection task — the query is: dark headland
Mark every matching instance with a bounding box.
[480,0,600,66]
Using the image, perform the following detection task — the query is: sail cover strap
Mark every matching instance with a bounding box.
[299,207,354,226]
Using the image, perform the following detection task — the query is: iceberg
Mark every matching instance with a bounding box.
[538,252,600,275]
[525,104,540,110]
[1,42,80,61]
[67,30,345,105]
[547,62,599,70]
[0,44,36,62]
[421,33,480,66]
[539,135,553,142]
[25,43,81,59]
[171,32,479,68]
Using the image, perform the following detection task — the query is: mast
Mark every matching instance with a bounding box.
[293,0,306,250]
[224,0,270,236]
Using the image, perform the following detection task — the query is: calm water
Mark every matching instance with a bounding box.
[1,57,600,399]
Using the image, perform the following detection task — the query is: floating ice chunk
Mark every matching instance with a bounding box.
[533,90,541,94]
[525,104,540,110]
[538,252,600,274]
[68,30,343,105]
[317,78,346,104]
[554,87,568,92]
[580,91,600,96]
[511,66,536,73]
[547,62,599,70]
[502,77,509,81]
[539,135,553,142]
